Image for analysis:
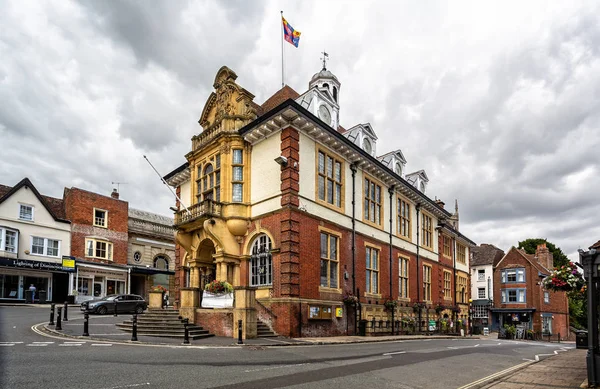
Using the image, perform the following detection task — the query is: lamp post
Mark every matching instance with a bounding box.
[468,298,473,336]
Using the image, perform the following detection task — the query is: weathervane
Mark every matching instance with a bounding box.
[321,51,329,70]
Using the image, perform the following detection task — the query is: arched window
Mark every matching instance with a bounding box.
[322,82,329,92]
[363,137,372,154]
[250,234,272,287]
[201,163,220,201]
[395,162,402,176]
[154,255,169,270]
[333,86,338,102]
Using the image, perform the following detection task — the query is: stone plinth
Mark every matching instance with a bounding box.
[148,291,163,309]
[233,287,257,339]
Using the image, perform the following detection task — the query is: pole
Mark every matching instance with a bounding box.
[280,11,284,88]
[49,303,55,326]
[131,314,138,342]
[83,312,89,336]
[388,185,394,335]
[416,204,421,331]
[238,319,244,344]
[56,307,62,331]
[114,299,118,317]
[351,163,357,336]
[143,155,191,216]
[183,318,190,345]
[63,301,68,322]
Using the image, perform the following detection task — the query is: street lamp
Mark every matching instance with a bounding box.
[468,298,473,336]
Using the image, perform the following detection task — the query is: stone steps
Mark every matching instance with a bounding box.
[256,320,278,338]
[116,309,214,340]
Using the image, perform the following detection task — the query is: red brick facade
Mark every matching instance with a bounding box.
[493,246,569,338]
[64,188,129,264]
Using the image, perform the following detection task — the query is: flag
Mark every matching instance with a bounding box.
[282,16,301,48]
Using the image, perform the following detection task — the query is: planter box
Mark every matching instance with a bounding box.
[201,291,233,308]
[149,291,164,308]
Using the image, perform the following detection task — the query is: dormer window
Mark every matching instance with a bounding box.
[395,162,402,175]
[363,138,372,154]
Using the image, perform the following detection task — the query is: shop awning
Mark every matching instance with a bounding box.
[0,256,75,272]
[129,266,174,276]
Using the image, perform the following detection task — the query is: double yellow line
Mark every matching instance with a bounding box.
[456,360,535,389]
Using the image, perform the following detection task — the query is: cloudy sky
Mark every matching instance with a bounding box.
[2,0,599,261]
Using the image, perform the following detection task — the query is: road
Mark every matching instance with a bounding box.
[0,306,573,389]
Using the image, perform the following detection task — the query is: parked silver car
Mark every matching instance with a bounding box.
[80,294,147,315]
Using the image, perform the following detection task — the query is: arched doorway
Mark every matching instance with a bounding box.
[197,239,216,290]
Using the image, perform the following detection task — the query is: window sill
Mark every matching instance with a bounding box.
[30,253,60,259]
[315,199,345,214]
[364,292,382,299]
[362,219,384,230]
[93,224,108,229]
[85,255,113,261]
[319,286,342,294]
[396,235,412,243]
[18,218,34,222]
[398,297,411,302]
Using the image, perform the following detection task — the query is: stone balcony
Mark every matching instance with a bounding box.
[174,199,222,227]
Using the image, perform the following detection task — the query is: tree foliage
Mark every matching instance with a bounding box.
[517,238,570,269]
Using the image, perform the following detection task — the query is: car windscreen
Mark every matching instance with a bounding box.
[101,295,118,301]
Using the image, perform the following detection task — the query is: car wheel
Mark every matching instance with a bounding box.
[97,306,108,315]
[135,305,144,314]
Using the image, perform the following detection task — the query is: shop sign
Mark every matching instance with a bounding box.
[78,268,127,279]
[62,256,75,269]
[0,257,75,272]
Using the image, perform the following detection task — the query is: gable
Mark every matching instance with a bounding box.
[0,183,64,224]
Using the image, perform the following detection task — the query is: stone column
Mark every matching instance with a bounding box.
[179,287,200,323]
[233,286,257,339]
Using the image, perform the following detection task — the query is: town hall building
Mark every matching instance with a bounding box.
[165,64,475,338]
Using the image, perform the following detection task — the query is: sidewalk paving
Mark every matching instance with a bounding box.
[479,349,588,389]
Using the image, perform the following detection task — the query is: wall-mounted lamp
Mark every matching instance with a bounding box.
[274,155,288,166]
[169,206,178,212]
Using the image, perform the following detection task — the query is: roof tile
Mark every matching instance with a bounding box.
[260,85,300,113]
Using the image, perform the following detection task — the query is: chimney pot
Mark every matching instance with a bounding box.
[111,189,119,199]
[435,199,445,209]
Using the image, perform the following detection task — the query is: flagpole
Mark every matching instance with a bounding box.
[280,10,284,88]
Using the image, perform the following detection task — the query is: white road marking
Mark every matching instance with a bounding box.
[27,344,48,347]
[91,344,113,347]
[0,344,15,346]
[382,351,406,355]
[244,363,309,373]
[63,341,86,344]
[457,360,535,389]
[59,343,83,347]
[32,341,54,344]
[98,383,150,389]
[0,341,23,344]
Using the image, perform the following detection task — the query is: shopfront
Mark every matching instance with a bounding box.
[0,257,74,302]
[491,308,535,333]
[73,261,129,303]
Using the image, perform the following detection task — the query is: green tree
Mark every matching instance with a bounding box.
[517,238,570,269]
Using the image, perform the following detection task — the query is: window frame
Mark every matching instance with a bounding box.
[93,208,108,228]
[501,268,525,284]
[319,228,340,291]
[315,148,344,211]
[544,291,550,304]
[457,275,468,303]
[29,236,61,258]
[196,153,221,203]
[456,243,466,264]
[396,197,411,241]
[19,204,34,221]
[443,270,452,300]
[0,228,19,253]
[399,256,409,299]
[422,264,432,302]
[365,244,380,296]
[363,175,383,227]
[421,213,433,249]
[232,148,244,203]
[442,235,452,258]
[477,269,485,281]
[85,238,113,261]
[478,288,486,299]
[501,288,526,303]
[249,234,273,287]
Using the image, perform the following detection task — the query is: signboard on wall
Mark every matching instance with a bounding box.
[62,256,75,269]
[0,257,74,272]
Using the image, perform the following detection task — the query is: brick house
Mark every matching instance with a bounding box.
[165,65,475,338]
[492,244,569,339]
[63,187,130,303]
[470,244,505,332]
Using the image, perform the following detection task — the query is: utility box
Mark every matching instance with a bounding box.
[38,291,47,304]
[358,320,368,336]
[576,330,588,349]
[25,290,33,303]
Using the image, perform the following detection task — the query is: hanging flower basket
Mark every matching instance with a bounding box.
[384,299,398,311]
[342,293,359,305]
[451,305,461,314]
[412,302,426,313]
[435,304,446,314]
[542,262,584,293]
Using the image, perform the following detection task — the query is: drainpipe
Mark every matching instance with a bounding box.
[350,163,357,297]
[388,186,395,334]
[416,204,421,329]
[453,236,457,323]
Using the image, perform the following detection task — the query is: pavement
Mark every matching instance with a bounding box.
[6,303,590,388]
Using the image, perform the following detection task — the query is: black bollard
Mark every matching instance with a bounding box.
[63,301,68,321]
[183,318,190,345]
[131,314,138,342]
[83,312,89,336]
[49,303,55,326]
[558,333,561,343]
[56,307,62,330]
[114,299,118,317]
[237,319,243,345]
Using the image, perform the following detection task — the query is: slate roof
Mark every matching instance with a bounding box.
[0,178,68,222]
[471,244,505,267]
[260,85,300,114]
[590,240,600,250]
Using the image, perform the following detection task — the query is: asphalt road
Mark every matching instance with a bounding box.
[0,306,574,389]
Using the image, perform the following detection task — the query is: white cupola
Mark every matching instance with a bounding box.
[296,58,341,130]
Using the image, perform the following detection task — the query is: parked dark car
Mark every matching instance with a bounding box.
[80,294,147,315]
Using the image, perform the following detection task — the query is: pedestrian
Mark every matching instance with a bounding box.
[28,284,36,303]
[163,291,169,308]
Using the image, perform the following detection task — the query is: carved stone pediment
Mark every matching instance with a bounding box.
[194,66,257,147]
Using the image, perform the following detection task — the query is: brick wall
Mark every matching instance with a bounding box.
[64,187,129,264]
[195,309,233,337]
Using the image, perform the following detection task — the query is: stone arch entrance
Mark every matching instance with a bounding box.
[196,238,216,291]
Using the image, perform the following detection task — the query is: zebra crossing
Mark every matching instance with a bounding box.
[0,341,113,347]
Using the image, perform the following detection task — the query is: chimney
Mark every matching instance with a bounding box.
[111,188,119,200]
[535,243,554,270]
[435,199,445,209]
